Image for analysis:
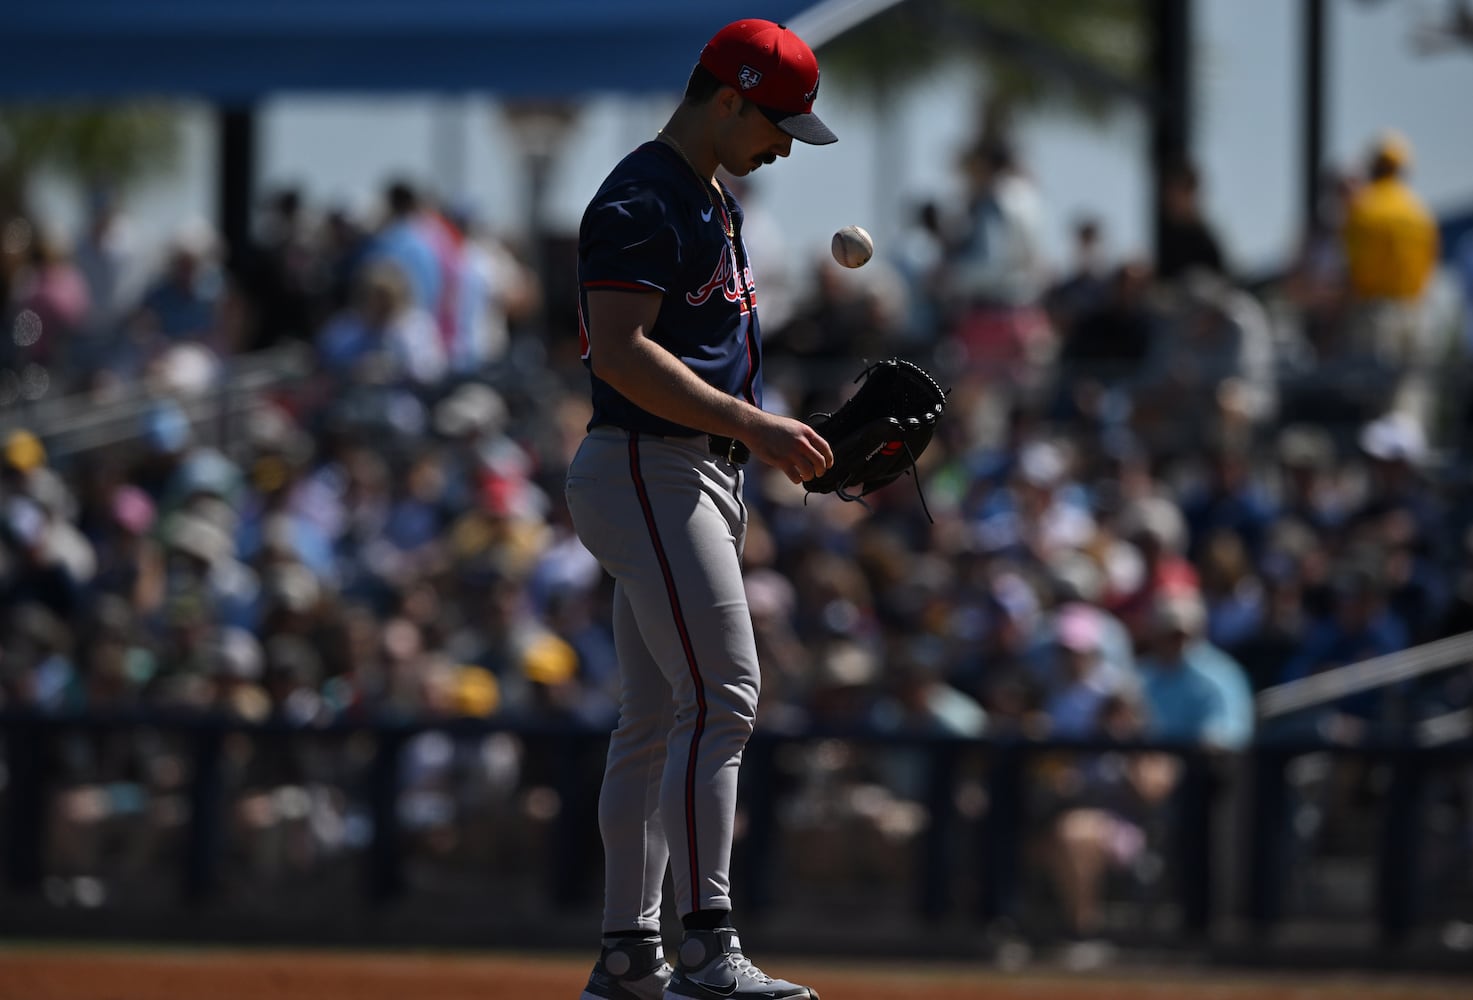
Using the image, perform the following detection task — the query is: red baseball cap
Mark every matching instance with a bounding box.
[699,19,837,145]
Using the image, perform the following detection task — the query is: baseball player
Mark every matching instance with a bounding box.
[566,18,836,1000]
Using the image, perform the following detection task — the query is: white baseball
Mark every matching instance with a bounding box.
[831,225,874,268]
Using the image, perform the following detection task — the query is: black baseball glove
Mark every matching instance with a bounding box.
[803,358,948,518]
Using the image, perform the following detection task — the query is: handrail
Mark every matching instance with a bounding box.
[1255,629,1473,720]
[0,343,314,459]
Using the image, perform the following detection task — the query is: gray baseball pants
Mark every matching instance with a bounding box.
[564,425,758,935]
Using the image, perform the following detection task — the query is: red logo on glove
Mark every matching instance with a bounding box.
[880,440,903,456]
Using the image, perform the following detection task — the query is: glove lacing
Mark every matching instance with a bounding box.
[813,438,933,524]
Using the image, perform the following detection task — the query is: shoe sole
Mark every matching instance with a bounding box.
[661,991,819,1000]
[581,989,669,1000]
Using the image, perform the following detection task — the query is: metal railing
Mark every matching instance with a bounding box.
[3,708,1469,960]
[1256,629,1473,724]
[0,343,314,460]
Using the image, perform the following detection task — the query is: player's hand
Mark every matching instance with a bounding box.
[745,413,833,485]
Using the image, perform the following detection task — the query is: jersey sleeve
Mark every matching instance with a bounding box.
[581,180,685,296]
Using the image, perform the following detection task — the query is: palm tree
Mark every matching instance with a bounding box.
[0,104,177,304]
[0,105,178,222]
[819,0,1148,150]
[811,0,1150,242]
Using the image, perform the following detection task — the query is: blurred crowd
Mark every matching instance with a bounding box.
[1,127,1471,938]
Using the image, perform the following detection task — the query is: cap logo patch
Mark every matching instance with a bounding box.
[737,65,763,89]
[804,71,820,105]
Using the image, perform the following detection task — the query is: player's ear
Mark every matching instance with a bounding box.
[714,86,743,119]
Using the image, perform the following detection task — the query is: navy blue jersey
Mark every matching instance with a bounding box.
[578,141,763,437]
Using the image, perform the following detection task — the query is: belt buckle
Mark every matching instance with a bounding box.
[724,437,740,464]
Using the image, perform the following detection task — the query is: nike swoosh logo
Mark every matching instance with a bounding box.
[707,982,738,997]
[701,207,714,223]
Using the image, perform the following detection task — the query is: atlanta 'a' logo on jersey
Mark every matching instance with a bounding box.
[686,247,754,312]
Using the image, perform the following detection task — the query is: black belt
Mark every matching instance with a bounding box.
[708,435,750,465]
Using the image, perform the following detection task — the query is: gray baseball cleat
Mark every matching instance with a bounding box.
[580,937,673,1000]
[663,928,819,999]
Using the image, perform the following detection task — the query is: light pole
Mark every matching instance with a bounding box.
[500,99,580,332]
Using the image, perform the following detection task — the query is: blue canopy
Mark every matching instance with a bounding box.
[3,1,818,101]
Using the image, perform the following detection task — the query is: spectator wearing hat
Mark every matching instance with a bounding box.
[2,428,47,483]
[972,439,1095,568]
[1036,601,1139,740]
[162,445,245,520]
[539,578,622,729]
[517,629,589,722]
[1196,529,1267,653]
[0,495,83,621]
[129,218,229,355]
[434,382,545,522]
[1135,594,1254,750]
[1345,411,1449,640]
[203,625,270,720]
[129,399,191,485]
[27,470,96,588]
[1340,130,1441,426]
[1350,411,1441,541]
[1108,496,1200,648]
[157,508,259,635]
[1273,424,1348,539]
[1,431,96,594]
[235,406,336,584]
[258,562,325,645]
[316,260,446,387]
[89,484,166,615]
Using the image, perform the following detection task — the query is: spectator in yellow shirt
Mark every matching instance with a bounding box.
[1343,131,1439,300]
[1340,131,1442,429]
